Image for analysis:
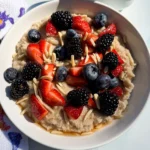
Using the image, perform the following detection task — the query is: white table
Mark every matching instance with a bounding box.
[26,0,150,149]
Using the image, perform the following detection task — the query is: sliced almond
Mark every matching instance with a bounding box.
[90,38,96,47]
[83,32,88,41]
[94,94,100,110]
[58,32,64,46]
[71,55,76,67]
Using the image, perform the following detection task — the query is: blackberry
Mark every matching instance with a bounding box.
[96,34,114,54]
[67,88,90,107]
[99,91,119,116]
[66,37,83,59]
[10,79,29,100]
[51,11,72,30]
[22,62,41,81]
[102,52,118,70]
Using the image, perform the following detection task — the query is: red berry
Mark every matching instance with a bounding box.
[112,49,124,64]
[110,86,123,97]
[88,98,96,108]
[69,67,83,76]
[46,21,58,36]
[111,65,123,77]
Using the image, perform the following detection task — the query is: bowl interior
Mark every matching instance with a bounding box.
[0,0,150,149]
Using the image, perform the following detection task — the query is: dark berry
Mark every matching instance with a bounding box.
[53,46,67,61]
[109,77,120,88]
[22,62,41,81]
[93,13,108,28]
[55,66,68,82]
[4,68,18,83]
[28,29,41,43]
[99,91,119,116]
[83,63,99,81]
[67,88,90,107]
[66,37,83,59]
[51,11,72,30]
[66,29,78,39]
[102,52,118,70]
[96,33,114,54]
[10,79,29,100]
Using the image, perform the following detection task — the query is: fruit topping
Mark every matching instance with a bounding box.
[69,67,83,77]
[111,65,123,77]
[93,13,108,28]
[51,11,72,30]
[99,91,119,116]
[83,63,99,81]
[30,94,48,120]
[78,55,95,66]
[39,39,51,54]
[4,68,18,83]
[64,106,83,120]
[109,77,120,88]
[22,62,41,81]
[110,86,123,97]
[96,33,114,54]
[112,49,124,64]
[102,52,118,70]
[55,66,68,82]
[67,88,90,107]
[66,29,78,39]
[28,29,41,43]
[46,20,58,36]
[85,33,98,47]
[10,79,29,99]
[88,98,96,108]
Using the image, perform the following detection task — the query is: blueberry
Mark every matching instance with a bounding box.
[110,77,120,88]
[54,46,67,61]
[83,63,99,81]
[4,68,18,83]
[93,13,108,28]
[28,29,41,43]
[66,29,78,39]
[55,66,68,82]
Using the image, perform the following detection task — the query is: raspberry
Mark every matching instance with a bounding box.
[110,86,123,97]
[111,65,123,77]
[46,20,58,36]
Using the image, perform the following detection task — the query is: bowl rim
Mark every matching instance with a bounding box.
[1,0,150,149]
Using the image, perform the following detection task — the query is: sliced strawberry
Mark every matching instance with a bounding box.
[41,64,55,80]
[66,75,87,86]
[73,16,83,22]
[46,20,58,36]
[27,43,44,65]
[39,79,53,97]
[111,65,123,77]
[64,106,83,119]
[99,23,117,37]
[30,94,48,120]
[44,89,66,107]
[85,33,98,47]
[78,55,94,66]
[69,67,83,76]
[110,86,123,97]
[39,39,51,54]
[87,46,95,54]
[88,98,96,108]
[112,49,124,64]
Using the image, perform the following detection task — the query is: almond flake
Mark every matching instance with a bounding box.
[90,38,96,47]
[85,44,89,56]
[71,55,76,67]
[94,94,100,110]
[58,32,64,46]
[84,55,89,64]
[83,32,88,41]
[52,53,56,64]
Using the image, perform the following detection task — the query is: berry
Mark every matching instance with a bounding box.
[64,106,83,120]
[66,75,87,87]
[110,86,123,97]
[22,62,41,81]
[4,68,18,83]
[66,29,78,39]
[53,46,67,61]
[30,94,48,120]
[109,77,120,88]
[39,39,51,54]
[111,65,123,77]
[66,37,83,59]
[99,91,119,116]
[46,20,57,36]
[112,49,124,64]
[28,29,41,43]
[85,33,98,47]
[93,13,108,28]
[102,52,118,70]
[69,67,83,76]
[99,23,117,37]
[96,33,114,54]
[83,63,99,81]
[51,11,72,30]
[27,43,43,65]
[55,66,68,82]
[10,79,29,99]
[88,98,96,108]
[67,88,90,106]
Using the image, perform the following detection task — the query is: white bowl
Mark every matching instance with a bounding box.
[0,0,150,149]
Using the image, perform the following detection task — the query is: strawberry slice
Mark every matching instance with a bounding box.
[73,16,83,22]
[39,79,53,97]
[27,43,44,65]
[39,39,51,54]
[78,55,94,66]
[30,94,48,120]
[64,106,83,119]
[66,75,87,86]
[110,86,123,97]
[112,49,124,64]
[99,23,117,37]
[88,98,96,108]
[69,67,83,76]
[46,20,58,36]
[41,64,55,80]
[85,33,98,47]
[44,89,66,107]
[111,65,123,77]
